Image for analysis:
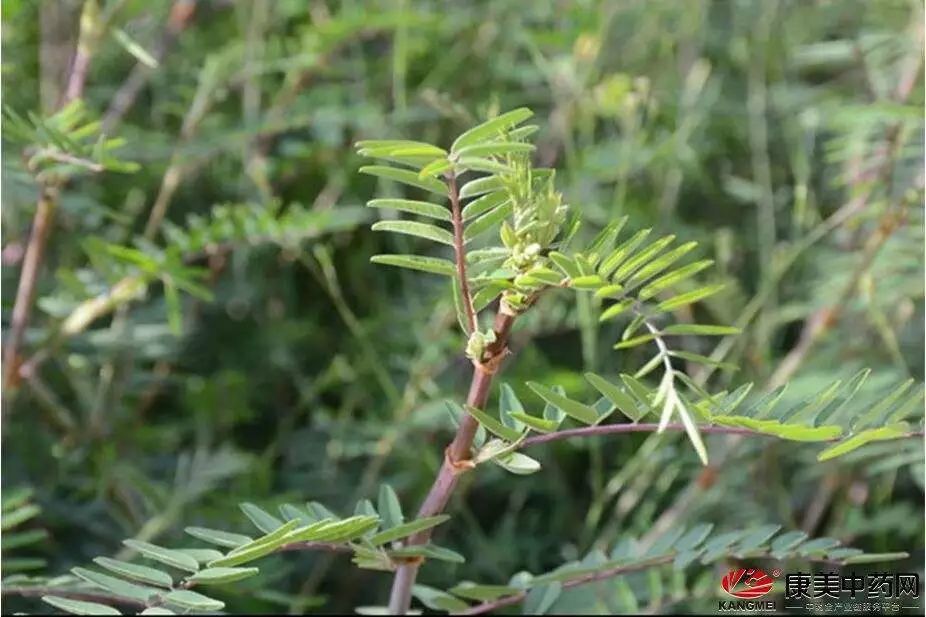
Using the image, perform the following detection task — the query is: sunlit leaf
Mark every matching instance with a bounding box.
[454,142,535,158]
[461,191,509,221]
[457,156,514,175]
[452,108,534,152]
[418,157,452,179]
[639,260,714,300]
[599,229,652,278]
[460,175,505,199]
[464,200,512,242]
[817,424,911,461]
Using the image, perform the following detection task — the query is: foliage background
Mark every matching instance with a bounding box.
[2,0,924,613]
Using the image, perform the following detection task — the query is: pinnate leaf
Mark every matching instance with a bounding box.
[187,566,259,585]
[369,515,450,546]
[367,198,451,221]
[239,502,283,534]
[42,597,122,615]
[378,484,404,529]
[184,526,251,549]
[163,590,224,612]
[371,220,454,246]
[360,165,447,195]
[121,540,199,573]
[451,108,534,152]
[370,254,455,276]
[92,557,172,588]
[527,382,598,424]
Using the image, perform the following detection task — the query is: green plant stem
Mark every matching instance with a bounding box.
[518,422,923,448]
[387,308,517,614]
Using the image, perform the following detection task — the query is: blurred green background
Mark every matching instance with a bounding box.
[2,0,924,613]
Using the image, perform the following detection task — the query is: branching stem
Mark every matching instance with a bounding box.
[458,555,674,615]
[387,309,517,614]
[2,186,57,393]
[3,0,97,395]
[642,315,674,379]
[456,548,872,615]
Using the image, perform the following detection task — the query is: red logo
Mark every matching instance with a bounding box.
[721,567,776,599]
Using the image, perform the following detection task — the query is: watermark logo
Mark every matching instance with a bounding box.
[721,567,778,599]
[784,571,920,613]
[718,567,780,612]
[717,569,921,613]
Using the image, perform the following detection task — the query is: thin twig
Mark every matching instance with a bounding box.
[691,184,876,386]
[747,1,778,362]
[456,547,872,616]
[31,149,104,172]
[2,186,57,392]
[102,0,198,132]
[764,10,922,389]
[457,555,675,615]
[766,132,908,390]
[14,28,386,402]
[300,249,401,405]
[61,0,98,106]
[3,0,98,394]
